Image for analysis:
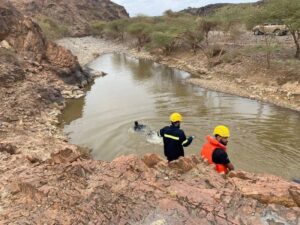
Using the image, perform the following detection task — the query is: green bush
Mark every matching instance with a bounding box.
[89,20,107,36]
[36,16,70,40]
[150,31,178,55]
[104,19,129,40]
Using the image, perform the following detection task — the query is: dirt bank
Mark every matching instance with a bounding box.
[58,36,300,112]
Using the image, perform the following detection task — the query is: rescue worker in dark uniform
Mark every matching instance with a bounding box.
[200,125,234,174]
[160,113,194,162]
[134,121,146,131]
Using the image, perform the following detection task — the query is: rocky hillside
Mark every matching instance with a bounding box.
[0,0,90,162]
[8,0,129,37]
[181,1,264,16]
[0,1,90,85]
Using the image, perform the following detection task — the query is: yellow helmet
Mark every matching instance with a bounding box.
[170,112,183,122]
[213,125,230,137]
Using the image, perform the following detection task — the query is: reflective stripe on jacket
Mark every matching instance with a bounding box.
[200,136,228,174]
[160,125,192,161]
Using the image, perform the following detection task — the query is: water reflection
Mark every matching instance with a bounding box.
[61,53,300,180]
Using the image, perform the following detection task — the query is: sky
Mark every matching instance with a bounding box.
[112,0,259,17]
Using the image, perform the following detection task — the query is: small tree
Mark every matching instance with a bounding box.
[183,30,204,54]
[151,31,178,55]
[89,20,106,38]
[261,34,280,69]
[210,5,252,37]
[127,22,151,51]
[247,33,280,69]
[197,18,217,46]
[105,19,129,41]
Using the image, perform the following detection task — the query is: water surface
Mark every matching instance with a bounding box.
[61,53,300,180]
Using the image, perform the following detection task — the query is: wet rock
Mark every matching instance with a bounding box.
[62,89,85,99]
[83,67,106,78]
[38,87,64,105]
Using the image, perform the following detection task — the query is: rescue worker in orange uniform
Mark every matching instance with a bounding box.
[160,113,194,162]
[200,125,234,174]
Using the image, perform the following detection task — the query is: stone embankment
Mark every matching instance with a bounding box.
[58,36,300,112]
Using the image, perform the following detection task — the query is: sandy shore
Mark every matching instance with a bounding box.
[57,36,300,112]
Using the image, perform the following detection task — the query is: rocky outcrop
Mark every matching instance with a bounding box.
[9,0,129,36]
[0,1,90,163]
[7,17,47,61]
[0,152,299,224]
[45,42,90,85]
[0,1,90,85]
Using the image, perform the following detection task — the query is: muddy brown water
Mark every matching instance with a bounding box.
[60,53,300,180]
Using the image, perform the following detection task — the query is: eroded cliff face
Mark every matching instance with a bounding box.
[0,1,88,162]
[0,1,90,85]
[0,152,299,224]
[8,0,129,36]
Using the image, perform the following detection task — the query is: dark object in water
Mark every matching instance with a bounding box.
[293,179,300,184]
[134,121,146,131]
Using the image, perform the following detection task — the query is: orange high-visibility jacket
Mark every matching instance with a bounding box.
[200,136,228,174]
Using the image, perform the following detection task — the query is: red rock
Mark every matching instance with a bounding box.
[142,153,165,168]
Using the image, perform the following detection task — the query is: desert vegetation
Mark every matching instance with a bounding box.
[36,16,70,40]
[86,0,299,70]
